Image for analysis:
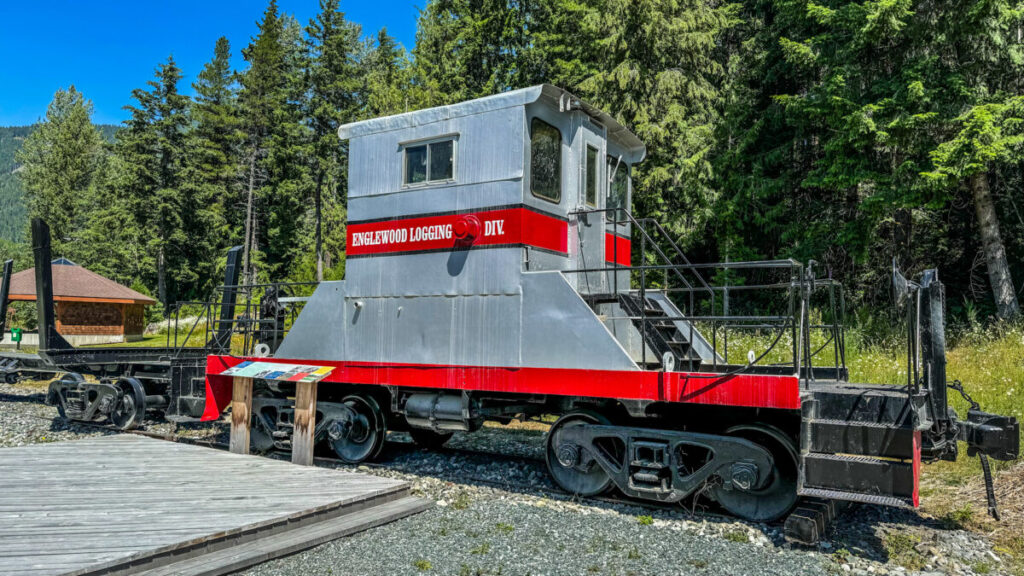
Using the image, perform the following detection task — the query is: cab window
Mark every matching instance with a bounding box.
[585,145,598,207]
[530,118,561,203]
[404,138,455,186]
[607,155,629,219]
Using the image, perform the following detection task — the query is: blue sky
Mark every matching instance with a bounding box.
[0,1,422,126]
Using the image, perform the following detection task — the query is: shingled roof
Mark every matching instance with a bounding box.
[7,261,156,305]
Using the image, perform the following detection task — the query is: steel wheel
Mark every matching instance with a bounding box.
[546,411,613,497]
[409,428,453,449]
[327,394,386,464]
[109,378,146,430]
[711,424,798,522]
[53,373,85,421]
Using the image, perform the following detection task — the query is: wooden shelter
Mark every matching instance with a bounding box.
[7,258,155,345]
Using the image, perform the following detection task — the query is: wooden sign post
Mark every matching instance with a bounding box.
[291,380,318,466]
[221,361,335,466]
[229,376,253,455]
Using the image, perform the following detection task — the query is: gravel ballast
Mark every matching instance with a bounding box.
[0,380,1015,576]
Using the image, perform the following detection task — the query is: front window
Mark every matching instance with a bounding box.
[607,155,629,220]
[585,145,598,207]
[404,138,455,186]
[530,118,561,202]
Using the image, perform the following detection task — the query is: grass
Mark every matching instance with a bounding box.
[451,492,472,510]
[883,533,926,571]
[723,530,749,543]
[470,542,491,555]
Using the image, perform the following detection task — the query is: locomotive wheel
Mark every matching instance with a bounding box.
[409,428,453,449]
[327,394,386,464]
[109,378,146,431]
[711,424,798,522]
[546,411,613,497]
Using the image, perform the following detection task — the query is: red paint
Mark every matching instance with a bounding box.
[454,215,480,239]
[912,430,921,507]
[347,208,568,256]
[201,356,801,421]
[605,233,631,266]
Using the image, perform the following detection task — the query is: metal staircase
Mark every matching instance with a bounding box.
[617,292,720,370]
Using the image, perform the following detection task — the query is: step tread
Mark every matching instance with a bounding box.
[804,452,911,464]
[809,418,914,429]
[798,487,913,508]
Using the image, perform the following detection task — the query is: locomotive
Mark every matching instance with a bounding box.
[198,85,1019,523]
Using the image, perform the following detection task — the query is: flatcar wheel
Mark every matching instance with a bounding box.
[546,411,613,497]
[53,373,85,421]
[109,378,146,431]
[711,424,799,523]
[328,394,386,464]
[409,428,453,449]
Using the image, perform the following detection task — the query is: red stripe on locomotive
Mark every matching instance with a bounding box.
[202,355,801,421]
[346,207,569,256]
[605,232,631,266]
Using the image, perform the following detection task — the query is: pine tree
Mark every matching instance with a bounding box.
[712,0,1023,316]
[115,56,195,308]
[363,28,412,117]
[564,0,740,240]
[238,0,287,283]
[191,37,244,252]
[303,0,362,281]
[16,87,103,248]
[412,0,528,105]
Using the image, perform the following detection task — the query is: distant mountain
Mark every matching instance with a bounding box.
[0,124,119,243]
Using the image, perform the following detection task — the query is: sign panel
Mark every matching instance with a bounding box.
[222,361,334,383]
[345,207,569,257]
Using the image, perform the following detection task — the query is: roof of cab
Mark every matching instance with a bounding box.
[337,84,646,161]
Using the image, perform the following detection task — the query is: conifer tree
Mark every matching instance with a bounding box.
[363,28,412,118]
[115,56,195,307]
[238,0,287,283]
[16,87,103,249]
[303,0,362,280]
[412,0,528,105]
[191,37,244,251]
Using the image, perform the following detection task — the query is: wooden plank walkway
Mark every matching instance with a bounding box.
[0,435,427,576]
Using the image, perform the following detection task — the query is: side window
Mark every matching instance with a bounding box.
[530,118,561,203]
[585,145,598,207]
[404,138,456,186]
[607,155,629,219]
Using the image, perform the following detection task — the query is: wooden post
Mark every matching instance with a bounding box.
[292,380,318,466]
[229,376,253,455]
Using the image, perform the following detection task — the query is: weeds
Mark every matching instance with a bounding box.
[413,559,432,571]
[636,515,653,526]
[452,492,472,510]
[883,532,925,571]
[470,542,491,555]
[724,530,749,543]
[941,504,976,530]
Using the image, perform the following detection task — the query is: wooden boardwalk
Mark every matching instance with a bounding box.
[0,435,429,576]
